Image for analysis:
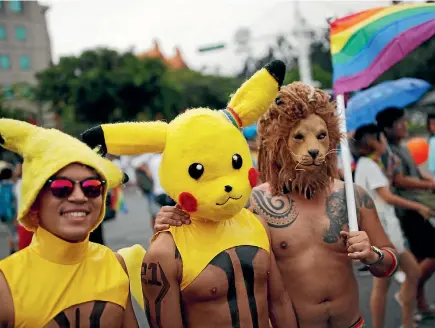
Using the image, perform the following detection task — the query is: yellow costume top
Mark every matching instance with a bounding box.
[167,208,269,290]
[81,60,285,292]
[0,227,129,327]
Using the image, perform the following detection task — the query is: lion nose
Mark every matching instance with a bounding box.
[308,149,319,159]
[224,185,233,193]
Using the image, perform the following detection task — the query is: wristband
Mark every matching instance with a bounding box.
[365,246,384,267]
[381,248,399,277]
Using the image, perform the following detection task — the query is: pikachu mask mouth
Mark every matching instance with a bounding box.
[216,194,243,206]
[82,60,285,221]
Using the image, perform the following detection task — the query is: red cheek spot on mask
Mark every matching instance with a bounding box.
[248,168,259,188]
[178,192,198,213]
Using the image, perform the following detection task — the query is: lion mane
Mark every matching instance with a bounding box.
[257,82,342,197]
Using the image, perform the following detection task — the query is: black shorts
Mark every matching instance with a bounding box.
[396,209,435,259]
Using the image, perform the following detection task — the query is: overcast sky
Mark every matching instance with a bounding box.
[41,0,425,75]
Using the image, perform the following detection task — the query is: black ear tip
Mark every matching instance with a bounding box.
[0,134,4,145]
[81,125,107,156]
[264,60,286,87]
[122,173,130,184]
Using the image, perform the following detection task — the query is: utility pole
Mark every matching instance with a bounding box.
[292,0,315,86]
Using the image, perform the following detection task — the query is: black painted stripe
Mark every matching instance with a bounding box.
[75,308,80,328]
[53,312,70,327]
[235,246,259,328]
[89,301,107,328]
[210,251,240,328]
[145,297,151,324]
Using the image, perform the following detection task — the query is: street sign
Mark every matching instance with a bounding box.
[198,44,225,53]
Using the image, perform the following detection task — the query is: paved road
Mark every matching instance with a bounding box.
[1,187,434,327]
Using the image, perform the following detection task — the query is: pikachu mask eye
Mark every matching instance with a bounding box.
[232,154,243,170]
[188,163,204,180]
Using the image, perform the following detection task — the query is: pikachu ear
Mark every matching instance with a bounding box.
[81,121,167,156]
[223,60,285,128]
[0,119,39,155]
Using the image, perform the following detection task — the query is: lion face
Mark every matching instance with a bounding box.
[287,114,330,172]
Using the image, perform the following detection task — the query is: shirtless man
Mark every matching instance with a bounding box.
[155,82,399,328]
[0,119,137,327]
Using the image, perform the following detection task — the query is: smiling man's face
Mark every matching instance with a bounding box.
[35,163,104,242]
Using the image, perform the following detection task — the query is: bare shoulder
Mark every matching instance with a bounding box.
[0,270,14,326]
[143,232,180,280]
[249,183,299,229]
[146,232,177,259]
[114,252,128,274]
[354,183,375,210]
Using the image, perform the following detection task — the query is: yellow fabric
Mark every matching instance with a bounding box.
[0,227,129,327]
[164,208,270,290]
[0,119,124,232]
[117,244,146,311]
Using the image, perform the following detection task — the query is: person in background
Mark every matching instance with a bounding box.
[427,113,435,175]
[89,154,122,245]
[376,107,435,320]
[0,161,17,254]
[12,162,34,250]
[131,153,173,232]
[353,124,427,328]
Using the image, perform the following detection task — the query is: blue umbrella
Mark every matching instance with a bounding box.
[243,123,257,140]
[346,78,431,131]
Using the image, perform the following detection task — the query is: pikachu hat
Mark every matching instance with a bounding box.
[82,60,285,221]
[0,119,126,231]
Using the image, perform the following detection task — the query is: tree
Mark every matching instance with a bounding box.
[36,48,175,123]
[167,68,242,113]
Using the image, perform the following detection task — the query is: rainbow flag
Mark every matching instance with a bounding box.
[110,186,128,214]
[331,3,435,94]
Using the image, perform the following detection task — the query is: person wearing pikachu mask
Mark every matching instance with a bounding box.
[81,60,298,328]
[0,119,138,327]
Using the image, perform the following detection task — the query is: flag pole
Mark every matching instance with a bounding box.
[336,94,359,232]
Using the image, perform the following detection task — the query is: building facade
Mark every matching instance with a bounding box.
[0,0,52,87]
[0,0,53,124]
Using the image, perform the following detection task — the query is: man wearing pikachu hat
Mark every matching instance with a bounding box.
[81,60,298,327]
[0,119,138,327]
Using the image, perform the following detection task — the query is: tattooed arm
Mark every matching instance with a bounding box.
[114,253,139,328]
[355,185,398,278]
[0,271,13,327]
[142,233,183,328]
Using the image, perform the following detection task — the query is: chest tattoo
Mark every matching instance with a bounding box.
[251,189,298,228]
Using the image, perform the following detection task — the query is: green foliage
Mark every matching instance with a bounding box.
[35,47,241,126]
[0,82,35,120]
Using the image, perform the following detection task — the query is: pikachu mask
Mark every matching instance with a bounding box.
[0,119,126,231]
[82,60,285,221]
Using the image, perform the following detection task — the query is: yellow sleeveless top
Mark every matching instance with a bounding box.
[164,208,270,290]
[0,227,129,328]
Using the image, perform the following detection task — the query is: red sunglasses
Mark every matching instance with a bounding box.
[45,177,106,199]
